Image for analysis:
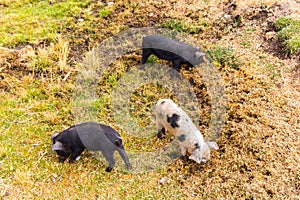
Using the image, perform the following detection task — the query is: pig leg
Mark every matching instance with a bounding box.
[156,120,166,139]
[172,59,182,71]
[170,59,182,78]
[179,144,188,162]
[102,151,116,172]
[141,48,152,64]
[157,127,166,139]
[117,148,132,170]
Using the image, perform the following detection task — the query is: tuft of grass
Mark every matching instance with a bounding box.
[144,55,158,64]
[275,17,300,54]
[162,19,185,32]
[99,8,112,18]
[275,17,293,30]
[162,19,204,34]
[207,46,243,69]
[27,37,70,74]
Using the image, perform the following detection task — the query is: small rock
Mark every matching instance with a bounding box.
[289,103,296,109]
[33,143,39,147]
[265,31,277,40]
[224,14,231,19]
[158,177,167,185]
[107,2,114,6]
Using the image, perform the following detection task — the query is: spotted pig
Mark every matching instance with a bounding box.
[155,99,218,163]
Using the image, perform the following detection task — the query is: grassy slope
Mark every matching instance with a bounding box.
[0,0,300,199]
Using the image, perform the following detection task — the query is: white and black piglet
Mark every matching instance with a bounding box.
[51,122,131,172]
[155,99,218,164]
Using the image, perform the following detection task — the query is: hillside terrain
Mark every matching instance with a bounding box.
[0,0,299,199]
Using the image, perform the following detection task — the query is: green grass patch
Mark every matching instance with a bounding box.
[162,19,205,34]
[162,19,185,32]
[275,17,300,54]
[144,55,158,64]
[99,8,111,18]
[0,1,90,46]
[207,46,242,69]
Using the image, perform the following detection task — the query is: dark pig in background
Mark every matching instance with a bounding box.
[51,122,132,172]
[141,35,205,72]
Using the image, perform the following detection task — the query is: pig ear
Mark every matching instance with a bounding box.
[51,141,65,151]
[195,51,205,58]
[51,132,60,141]
[206,141,219,150]
[189,154,201,163]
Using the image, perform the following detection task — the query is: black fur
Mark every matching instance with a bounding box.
[51,122,131,172]
[142,48,186,72]
[51,125,85,163]
[167,113,180,128]
[141,35,205,72]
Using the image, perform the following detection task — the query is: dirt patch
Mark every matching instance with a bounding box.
[0,46,35,82]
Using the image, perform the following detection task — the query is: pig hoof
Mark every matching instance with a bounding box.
[181,155,188,162]
[106,167,113,172]
[157,129,165,139]
[68,159,75,164]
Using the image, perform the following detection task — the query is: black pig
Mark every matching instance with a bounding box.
[51,122,131,172]
[141,35,205,72]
